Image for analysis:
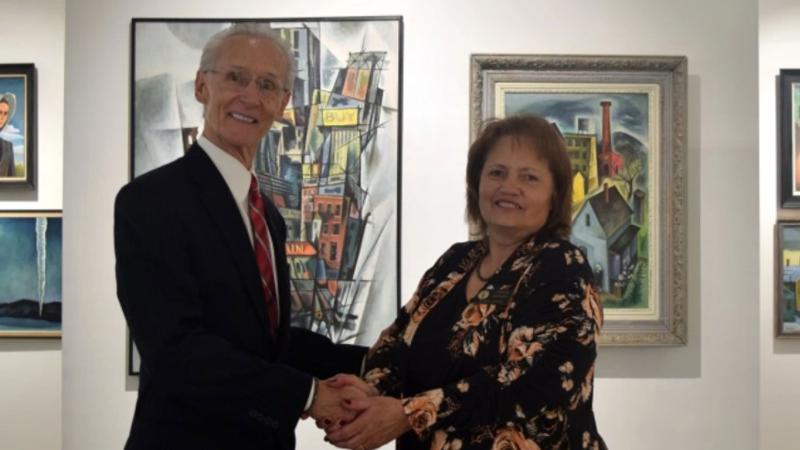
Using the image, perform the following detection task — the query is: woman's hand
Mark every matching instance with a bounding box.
[325,396,410,450]
[313,374,380,431]
[325,373,379,397]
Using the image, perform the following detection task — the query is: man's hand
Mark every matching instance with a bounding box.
[325,396,410,450]
[307,380,367,428]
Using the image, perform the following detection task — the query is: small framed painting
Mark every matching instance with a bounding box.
[0,64,36,189]
[777,222,800,338]
[0,211,62,337]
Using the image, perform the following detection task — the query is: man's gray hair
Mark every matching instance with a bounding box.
[199,22,296,90]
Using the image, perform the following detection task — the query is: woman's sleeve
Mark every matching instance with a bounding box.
[401,246,602,439]
[363,244,464,397]
[361,304,411,397]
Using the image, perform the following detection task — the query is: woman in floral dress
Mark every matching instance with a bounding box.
[325,115,606,450]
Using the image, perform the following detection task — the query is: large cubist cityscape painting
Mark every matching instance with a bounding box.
[0,211,62,337]
[129,17,401,371]
[472,55,688,345]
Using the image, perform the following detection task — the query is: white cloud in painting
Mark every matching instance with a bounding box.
[0,124,25,164]
[0,123,23,144]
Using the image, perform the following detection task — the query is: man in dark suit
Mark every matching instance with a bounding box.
[115,24,368,450]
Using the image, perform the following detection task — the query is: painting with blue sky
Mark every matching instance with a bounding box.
[0,212,62,336]
[0,74,28,180]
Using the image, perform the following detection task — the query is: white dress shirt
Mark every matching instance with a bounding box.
[198,136,281,315]
[197,136,318,410]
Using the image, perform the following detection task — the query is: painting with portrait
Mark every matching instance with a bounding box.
[0,211,62,337]
[0,64,35,189]
[471,55,687,345]
[129,18,402,373]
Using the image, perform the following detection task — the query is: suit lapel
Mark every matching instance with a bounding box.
[183,145,272,340]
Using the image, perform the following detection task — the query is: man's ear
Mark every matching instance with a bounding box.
[277,89,291,118]
[195,70,208,104]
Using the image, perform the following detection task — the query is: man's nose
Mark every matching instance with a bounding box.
[238,79,261,102]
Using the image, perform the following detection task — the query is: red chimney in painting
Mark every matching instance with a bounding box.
[601,101,612,156]
[597,101,623,179]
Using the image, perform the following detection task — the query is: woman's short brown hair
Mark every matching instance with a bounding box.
[466,115,573,240]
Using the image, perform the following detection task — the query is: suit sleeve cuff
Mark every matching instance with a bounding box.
[304,377,318,412]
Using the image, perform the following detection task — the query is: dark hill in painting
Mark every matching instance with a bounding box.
[0,299,61,323]
[613,131,647,166]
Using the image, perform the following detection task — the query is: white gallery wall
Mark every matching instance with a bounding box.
[0,1,65,450]
[759,1,800,449]
[61,1,759,450]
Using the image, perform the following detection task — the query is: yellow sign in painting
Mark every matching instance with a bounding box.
[321,108,359,126]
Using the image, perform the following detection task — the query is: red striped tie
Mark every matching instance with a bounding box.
[248,175,278,334]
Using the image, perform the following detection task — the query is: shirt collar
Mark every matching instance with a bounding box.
[197,135,253,204]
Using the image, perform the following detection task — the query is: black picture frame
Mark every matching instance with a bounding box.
[779,69,800,207]
[0,63,36,190]
[127,17,403,375]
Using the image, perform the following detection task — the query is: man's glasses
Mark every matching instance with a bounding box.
[205,69,288,99]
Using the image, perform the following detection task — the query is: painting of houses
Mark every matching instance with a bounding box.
[472,54,688,345]
[778,223,800,336]
[131,18,401,354]
[571,184,641,297]
[503,90,653,309]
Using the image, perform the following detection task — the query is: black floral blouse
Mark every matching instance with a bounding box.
[363,235,606,450]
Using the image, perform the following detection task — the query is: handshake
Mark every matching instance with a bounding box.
[304,374,411,450]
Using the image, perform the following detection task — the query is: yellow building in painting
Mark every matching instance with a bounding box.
[783,249,800,266]
[564,132,599,205]
[782,250,800,312]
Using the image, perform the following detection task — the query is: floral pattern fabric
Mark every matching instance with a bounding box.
[363,236,606,450]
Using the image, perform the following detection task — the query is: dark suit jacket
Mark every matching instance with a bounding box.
[115,144,366,450]
[0,138,14,177]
